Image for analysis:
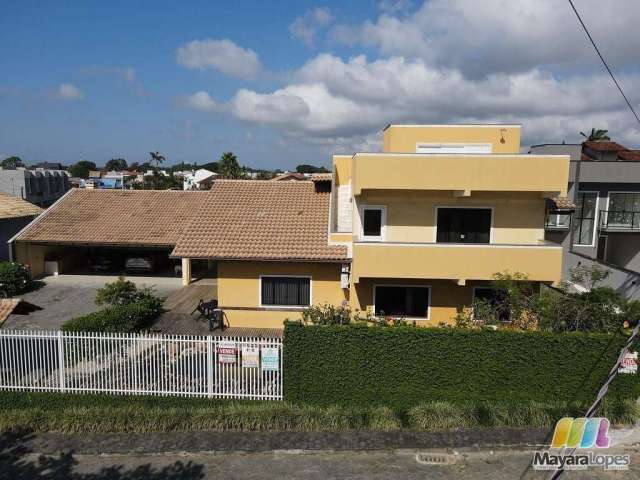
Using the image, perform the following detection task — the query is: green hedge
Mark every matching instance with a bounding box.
[283,323,640,410]
[0,261,31,296]
[61,297,162,333]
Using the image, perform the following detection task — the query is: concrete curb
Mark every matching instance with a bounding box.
[25,428,550,455]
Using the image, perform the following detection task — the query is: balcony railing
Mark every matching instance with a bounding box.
[599,210,640,231]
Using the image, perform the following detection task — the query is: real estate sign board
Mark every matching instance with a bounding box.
[242,346,259,368]
[218,341,237,364]
[261,347,279,372]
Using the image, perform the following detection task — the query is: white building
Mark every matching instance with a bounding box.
[183,168,217,190]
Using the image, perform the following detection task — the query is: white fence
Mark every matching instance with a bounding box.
[0,330,283,400]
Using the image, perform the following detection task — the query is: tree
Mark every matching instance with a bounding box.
[68,160,96,179]
[296,164,329,174]
[580,128,611,142]
[218,151,243,179]
[104,158,128,171]
[1,156,24,169]
[148,151,166,189]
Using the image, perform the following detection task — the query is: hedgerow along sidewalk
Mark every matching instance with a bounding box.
[282,323,640,410]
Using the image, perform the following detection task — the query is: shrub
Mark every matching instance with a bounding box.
[0,262,31,297]
[283,323,640,410]
[62,296,163,333]
[95,276,156,306]
[301,302,351,325]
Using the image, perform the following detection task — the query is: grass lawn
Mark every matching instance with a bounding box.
[0,391,636,434]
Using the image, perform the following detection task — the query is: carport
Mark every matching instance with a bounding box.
[9,189,209,282]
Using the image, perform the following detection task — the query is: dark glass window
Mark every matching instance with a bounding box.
[374,286,429,317]
[573,192,597,245]
[436,208,491,243]
[261,277,310,307]
[363,208,382,237]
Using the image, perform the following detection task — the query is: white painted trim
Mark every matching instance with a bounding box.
[258,274,312,309]
[373,283,431,320]
[433,206,494,244]
[358,204,387,242]
[353,242,562,249]
[415,143,493,154]
[573,191,599,247]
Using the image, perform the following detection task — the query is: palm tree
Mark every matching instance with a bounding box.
[148,151,166,189]
[218,151,243,179]
[580,128,611,142]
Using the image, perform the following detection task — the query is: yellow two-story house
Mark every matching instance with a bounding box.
[11,124,571,329]
[330,124,570,324]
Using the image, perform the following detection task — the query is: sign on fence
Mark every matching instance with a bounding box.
[261,347,279,372]
[0,330,283,400]
[619,351,638,374]
[217,341,237,364]
[242,346,259,368]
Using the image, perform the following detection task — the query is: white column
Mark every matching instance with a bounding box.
[182,258,192,286]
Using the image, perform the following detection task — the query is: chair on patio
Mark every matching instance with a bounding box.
[191,299,226,331]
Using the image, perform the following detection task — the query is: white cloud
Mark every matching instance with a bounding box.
[56,83,84,100]
[176,39,261,80]
[378,0,413,14]
[289,7,333,46]
[182,91,225,112]
[221,53,640,149]
[331,0,640,77]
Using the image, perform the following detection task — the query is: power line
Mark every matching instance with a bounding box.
[567,0,640,126]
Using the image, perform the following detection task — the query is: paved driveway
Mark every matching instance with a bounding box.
[2,274,182,330]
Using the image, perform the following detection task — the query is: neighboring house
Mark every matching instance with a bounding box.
[11,124,570,329]
[32,162,65,170]
[0,167,70,207]
[183,169,217,190]
[531,140,640,299]
[0,192,42,261]
[272,172,308,181]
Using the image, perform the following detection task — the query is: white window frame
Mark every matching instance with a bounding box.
[545,212,571,229]
[258,275,312,309]
[358,204,387,242]
[573,191,599,247]
[373,284,431,320]
[415,143,492,154]
[433,206,494,244]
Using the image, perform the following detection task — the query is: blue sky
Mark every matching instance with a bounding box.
[1,1,639,169]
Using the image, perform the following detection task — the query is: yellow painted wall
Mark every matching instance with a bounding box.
[351,242,562,283]
[351,153,569,196]
[332,155,352,187]
[14,242,82,278]
[354,191,546,244]
[217,260,347,328]
[351,278,495,326]
[382,125,521,154]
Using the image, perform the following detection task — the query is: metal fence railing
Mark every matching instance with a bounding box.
[0,330,282,400]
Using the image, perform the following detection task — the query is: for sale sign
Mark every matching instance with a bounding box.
[619,351,638,374]
[218,341,237,364]
[261,347,279,372]
[242,346,259,368]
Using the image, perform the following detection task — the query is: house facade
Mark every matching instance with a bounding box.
[0,167,70,207]
[531,141,640,299]
[0,193,42,261]
[10,124,571,329]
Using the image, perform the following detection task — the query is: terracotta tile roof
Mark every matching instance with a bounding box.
[310,173,333,182]
[618,150,640,161]
[0,193,43,220]
[15,189,207,247]
[583,141,626,152]
[172,180,348,261]
[272,173,307,181]
[547,196,576,211]
[0,299,20,325]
